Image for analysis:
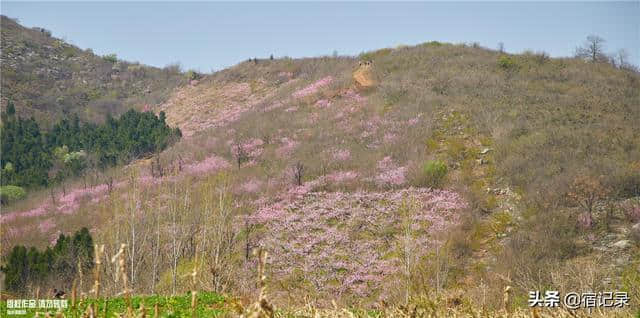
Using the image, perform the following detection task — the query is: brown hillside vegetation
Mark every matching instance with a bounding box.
[1,39,639,316]
[0,15,187,125]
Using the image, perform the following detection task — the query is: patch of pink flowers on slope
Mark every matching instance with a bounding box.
[1,205,50,224]
[292,76,333,98]
[383,132,397,143]
[57,184,109,215]
[229,138,264,159]
[250,188,467,299]
[35,156,230,219]
[275,137,299,158]
[314,99,331,108]
[375,156,407,186]
[360,115,383,139]
[343,88,366,103]
[185,155,232,174]
[239,179,263,194]
[38,218,56,233]
[1,181,133,225]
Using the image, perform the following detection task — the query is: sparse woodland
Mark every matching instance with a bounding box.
[1,16,639,317]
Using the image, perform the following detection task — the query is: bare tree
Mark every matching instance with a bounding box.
[575,35,607,63]
[497,42,504,53]
[616,48,631,69]
[244,216,254,261]
[234,141,249,169]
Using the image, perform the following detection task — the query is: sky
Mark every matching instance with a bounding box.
[1,1,638,72]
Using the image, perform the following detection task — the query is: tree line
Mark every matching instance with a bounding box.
[0,101,181,192]
[1,228,94,293]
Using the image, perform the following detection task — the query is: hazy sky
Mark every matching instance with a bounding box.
[1,1,638,72]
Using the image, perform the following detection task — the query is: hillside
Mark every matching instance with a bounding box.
[1,39,639,315]
[0,16,186,125]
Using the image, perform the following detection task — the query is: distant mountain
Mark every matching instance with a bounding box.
[0,16,187,126]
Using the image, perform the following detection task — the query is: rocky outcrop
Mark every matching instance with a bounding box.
[353,60,376,88]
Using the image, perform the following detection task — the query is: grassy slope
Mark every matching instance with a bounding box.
[0,16,186,126]
[2,42,639,312]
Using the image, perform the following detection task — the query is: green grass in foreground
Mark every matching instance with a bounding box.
[1,291,226,317]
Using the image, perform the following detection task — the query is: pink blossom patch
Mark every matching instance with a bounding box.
[56,184,110,215]
[230,138,264,159]
[1,205,51,224]
[375,156,407,186]
[343,88,366,103]
[239,179,263,194]
[185,155,232,174]
[376,167,407,186]
[314,99,331,108]
[38,218,56,233]
[249,188,467,299]
[331,148,351,161]
[276,137,299,157]
[292,76,333,98]
[360,115,383,138]
[326,171,358,183]
[137,175,161,187]
[383,132,397,143]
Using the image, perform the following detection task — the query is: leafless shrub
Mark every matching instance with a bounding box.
[292,162,304,186]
